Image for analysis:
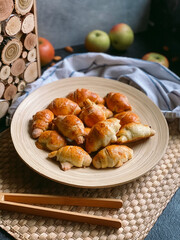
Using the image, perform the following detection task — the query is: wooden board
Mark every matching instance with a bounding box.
[10,77,169,188]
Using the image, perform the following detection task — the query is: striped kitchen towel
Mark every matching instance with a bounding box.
[8,52,180,121]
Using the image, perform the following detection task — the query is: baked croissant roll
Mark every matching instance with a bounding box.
[35,130,66,151]
[31,109,54,139]
[114,111,140,127]
[104,92,132,113]
[85,118,121,153]
[53,115,85,144]
[97,104,113,118]
[92,145,133,169]
[117,123,156,144]
[48,98,81,116]
[84,127,91,136]
[66,88,105,107]
[48,146,92,171]
[79,99,106,127]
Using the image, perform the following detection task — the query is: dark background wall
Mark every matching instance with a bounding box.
[36,0,151,49]
[149,0,180,57]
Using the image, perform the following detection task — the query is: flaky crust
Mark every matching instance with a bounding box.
[66,88,105,107]
[32,109,54,139]
[79,99,106,127]
[105,92,132,113]
[36,130,66,151]
[48,146,92,170]
[97,104,113,119]
[92,145,133,169]
[53,115,85,145]
[117,122,156,144]
[48,97,81,116]
[114,111,140,127]
[85,118,121,153]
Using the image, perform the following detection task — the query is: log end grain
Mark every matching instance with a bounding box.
[0,99,10,118]
[11,58,26,76]
[3,84,17,100]
[5,15,22,36]
[0,0,14,22]
[24,33,37,51]
[21,13,35,34]
[1,39,23,65]
[24,62,38,83]
[0,82,5,98]
[15,0,33,15]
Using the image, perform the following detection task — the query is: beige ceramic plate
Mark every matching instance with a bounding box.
[11,77,169,188]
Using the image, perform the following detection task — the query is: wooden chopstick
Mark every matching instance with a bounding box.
[1,193,123,208]
[0,193,122,228]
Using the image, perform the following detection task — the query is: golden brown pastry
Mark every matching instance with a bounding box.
[117,122,156,144]
[48,146,92,171]
[114,111,140,127]
[48,97,81,116]
[92,145,133,169]
[97,104,113,118]
[35,130,66,151]
[104,92,132,113]
[31,109,54,139]
[66,88,105,107]
[79,99,106,127]
[84,127,91,136]
[53,115,85,144]
[85,118,121,153]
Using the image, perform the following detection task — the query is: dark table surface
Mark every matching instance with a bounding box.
[0,30,179,240]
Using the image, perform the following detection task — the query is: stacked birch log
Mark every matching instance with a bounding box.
[0,0,41,118]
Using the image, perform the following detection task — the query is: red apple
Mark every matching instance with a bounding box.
[38,37,55,66]
[109,23,134,51]
[142,52,169,68]
[85,30,110,52]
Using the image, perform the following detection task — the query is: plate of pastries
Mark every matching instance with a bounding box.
[11,77,169,188]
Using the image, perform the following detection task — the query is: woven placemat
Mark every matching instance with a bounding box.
[0,120,179,240]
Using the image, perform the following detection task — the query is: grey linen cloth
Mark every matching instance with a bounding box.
[8,53,180,121]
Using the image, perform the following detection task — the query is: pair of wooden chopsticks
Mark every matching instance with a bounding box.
[0,193,122,228]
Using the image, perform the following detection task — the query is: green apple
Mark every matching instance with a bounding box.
[109,23,134,51]
[142,52,169,68]
[85,30,110,52]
